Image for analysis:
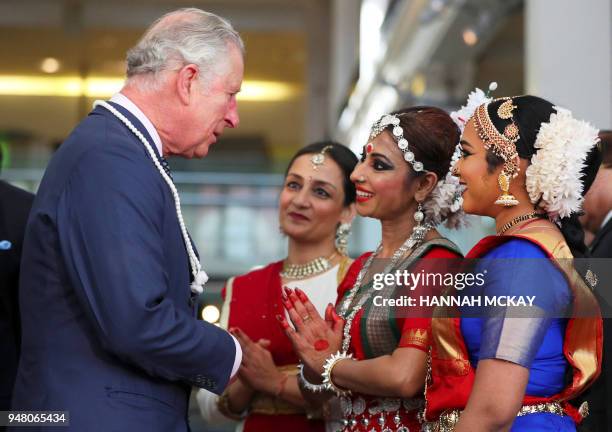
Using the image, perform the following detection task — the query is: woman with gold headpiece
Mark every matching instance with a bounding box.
[280,107,466,431]
[196,142,357,432]
[422,90,603,431]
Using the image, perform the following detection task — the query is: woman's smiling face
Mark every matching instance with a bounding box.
[454,119,503,216]
[349,131,419,220]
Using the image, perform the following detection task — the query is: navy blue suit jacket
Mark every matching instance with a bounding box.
[11,104,236,431]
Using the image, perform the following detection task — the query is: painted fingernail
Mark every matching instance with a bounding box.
[296,289,308,302]
[282,299,293,310]
[276,314,289,329]
[281,292,288,302]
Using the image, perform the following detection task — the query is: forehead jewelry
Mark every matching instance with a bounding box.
[473,97,521,206]
[369,114,425,172]
[311,145,333,171]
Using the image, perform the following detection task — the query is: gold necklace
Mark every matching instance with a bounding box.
[280,251,338,280]
[497,212,544,235]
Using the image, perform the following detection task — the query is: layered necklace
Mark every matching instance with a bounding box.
[338,223,432,352]
[281,251,338,280]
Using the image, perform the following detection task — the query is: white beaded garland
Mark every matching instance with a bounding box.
[93,100,208,294]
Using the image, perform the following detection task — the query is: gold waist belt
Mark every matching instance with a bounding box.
[424,401,565,432]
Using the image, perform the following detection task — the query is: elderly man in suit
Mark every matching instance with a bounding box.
[11,8,243,431]
[579,130,612,432]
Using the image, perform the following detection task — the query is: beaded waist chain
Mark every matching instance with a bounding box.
[422,401,566,432]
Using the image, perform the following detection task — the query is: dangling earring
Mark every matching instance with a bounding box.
[412,203,428,241]
[494,171,519,206]
[335,222,351,255]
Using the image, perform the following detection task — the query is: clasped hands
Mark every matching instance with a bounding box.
[230,327,288,397]
[277,287,344,381]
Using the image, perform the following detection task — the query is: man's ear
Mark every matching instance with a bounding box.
[414,171,439,203]
[176,64,199,105]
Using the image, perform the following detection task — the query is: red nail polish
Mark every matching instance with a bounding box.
[281,292,288,302]
[296,289,308,302]
[282,299,293,310]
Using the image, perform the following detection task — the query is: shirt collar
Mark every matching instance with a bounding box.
[109,93,163,157]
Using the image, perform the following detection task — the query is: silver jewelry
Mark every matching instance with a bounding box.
[297,363,327,393]
[412,202,432,242]
[280,251,336,279]
[370,113,425,172]
[321,351,354,397]
[335,222,351,255]
[311,145,333,170]
[338,223,432,355]
[93,100,208,294]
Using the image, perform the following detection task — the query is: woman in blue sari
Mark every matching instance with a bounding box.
[423,91,603,431]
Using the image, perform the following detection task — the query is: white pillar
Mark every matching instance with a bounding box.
[526,0,612,129]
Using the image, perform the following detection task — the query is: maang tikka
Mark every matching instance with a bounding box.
[311,145,333,170]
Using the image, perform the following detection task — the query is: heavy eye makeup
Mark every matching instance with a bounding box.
[359,146,394,171]
[460,140,473,158]
[370,153,394,171]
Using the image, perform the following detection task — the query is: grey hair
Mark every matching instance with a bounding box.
[126,8,244,90]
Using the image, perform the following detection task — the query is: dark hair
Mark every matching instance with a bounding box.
[599,130,612,168]
[285,141,358,206]
[388,106,461,182]
[484,95,602,259]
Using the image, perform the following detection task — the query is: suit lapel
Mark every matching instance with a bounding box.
[93,102,163,161]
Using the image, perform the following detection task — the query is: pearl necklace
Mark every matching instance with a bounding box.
[339,224,432,353]
[93,100,208,294]
[280,252,337,280]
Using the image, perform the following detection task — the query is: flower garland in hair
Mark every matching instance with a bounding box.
[525,106,599,220]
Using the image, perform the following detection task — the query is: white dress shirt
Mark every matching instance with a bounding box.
[108,93,243,379]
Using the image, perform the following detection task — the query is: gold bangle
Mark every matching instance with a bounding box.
[217,390,247,421]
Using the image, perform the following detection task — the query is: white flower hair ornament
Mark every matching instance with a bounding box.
[525,107,600,221]
[450,82,496,133]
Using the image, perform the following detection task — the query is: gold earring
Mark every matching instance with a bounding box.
[494,171,519,206]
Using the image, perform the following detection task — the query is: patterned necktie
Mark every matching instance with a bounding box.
[160,157,173,181]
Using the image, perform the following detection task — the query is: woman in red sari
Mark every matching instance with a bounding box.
[423,91,603,431]
[197,142,357,432]
[281,107,466,431]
